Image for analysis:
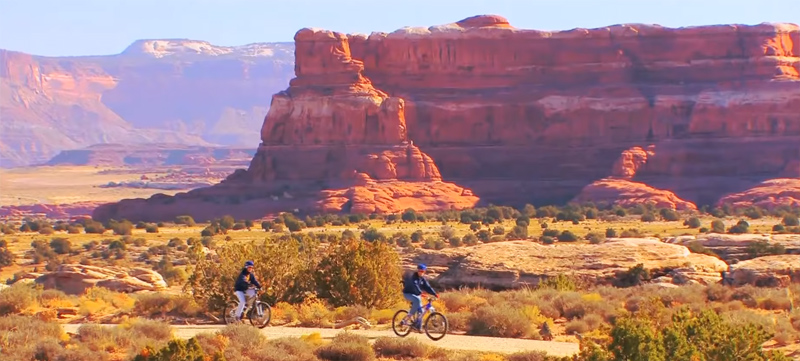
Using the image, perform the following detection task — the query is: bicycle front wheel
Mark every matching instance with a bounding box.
[222,301,240,325]
[424,312,448,341]
[248,301,272,329]
[392,310,412,337]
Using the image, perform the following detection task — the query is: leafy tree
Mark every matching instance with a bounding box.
[187,236,319,309]
[314,238,402,308]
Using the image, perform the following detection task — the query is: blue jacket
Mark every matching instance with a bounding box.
[402,271,437,296]
[234,268,262,291]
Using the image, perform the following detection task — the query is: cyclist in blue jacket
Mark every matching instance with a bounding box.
[402,264,439,330]
[234,260,262,322]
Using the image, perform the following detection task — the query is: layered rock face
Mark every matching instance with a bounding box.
[95,16,799,221]
[0,40,294,167]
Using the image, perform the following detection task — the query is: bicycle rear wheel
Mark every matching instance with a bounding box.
[248,301,272,329]
[392,310,413,337]
[222,301,241,325]
[424,312,448,341]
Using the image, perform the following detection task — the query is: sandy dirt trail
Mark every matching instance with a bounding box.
[62,324,580,357]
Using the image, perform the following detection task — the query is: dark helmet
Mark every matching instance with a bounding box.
[244,260,255,267]
[417,264,427,271]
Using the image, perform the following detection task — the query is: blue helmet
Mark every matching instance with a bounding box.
[417,264,427,271]
[244,260,255,267]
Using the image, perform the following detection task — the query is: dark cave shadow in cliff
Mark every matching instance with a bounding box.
[417,144,631,208]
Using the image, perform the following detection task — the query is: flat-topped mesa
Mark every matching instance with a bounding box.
[348,18,799,89]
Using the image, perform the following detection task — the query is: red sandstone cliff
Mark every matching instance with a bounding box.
[0,40,295,167]
[93,16,800,222]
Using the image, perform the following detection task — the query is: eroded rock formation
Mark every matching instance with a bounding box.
[94,15,800,222]
[406,239,728,289]
[34,264,168,294]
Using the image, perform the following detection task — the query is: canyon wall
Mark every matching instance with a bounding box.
[94,16,800,222]
[0,40,295,167]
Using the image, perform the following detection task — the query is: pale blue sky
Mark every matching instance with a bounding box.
[1,0,798,57]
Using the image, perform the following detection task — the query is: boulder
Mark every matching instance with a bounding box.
[34,264,167,294]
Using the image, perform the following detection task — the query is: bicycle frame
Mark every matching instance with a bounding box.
[409,297,436,323]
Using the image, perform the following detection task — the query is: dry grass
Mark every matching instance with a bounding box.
[0,166,183,206]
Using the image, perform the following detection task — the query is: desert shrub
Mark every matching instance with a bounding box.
[253,336,321,361]
[373,336,428,358]
[613,263,650,287]
[542,229,559,237]
[659,208,680,221]
[146,224,159,233]
[134,292,202,318]
[297,297,334,327]
[710,219,725,233]
[619,228,643,238]
[108,219,134,235]
[316,333,375,361]
[358,228,383,243]
[746,240,786,258]
[0,282,38,315]
[449,236,463,247]
[467,304,534,338]
[49,237,72,254]
[38,226,55,235]
[133,338,212,361]
[705,283,733,302]
[505,351,550,361]
[728,219,750,234]
[0,315,65,360]
[685,241,718,257]
[492,226,505,235]
[586,232,605,244]
[783,215,800,226]
[557,230,578,242]
[606,308,790,361]
[565,318,590,335]
[538,274,579,292]
[641,213,657,222]
[684,217,702,228]
[314,238,402,308]
[0,239,15,268]
[541,236,555,245]
[605,228,617,237]
[773,224,786,233]
[462,233,479,246]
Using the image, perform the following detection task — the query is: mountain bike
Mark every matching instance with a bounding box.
[392,296,448,340]
[222,287,271,328]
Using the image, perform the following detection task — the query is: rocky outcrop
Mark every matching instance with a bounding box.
[716,179,800,210]
[573,145,697,209]
[729,255,800,287]
[406,239,728,290]
[33,264,168,294]
[0,41,294,167]
[667,233,800,262]
[0,201,105,221]
[95,16,800,221]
